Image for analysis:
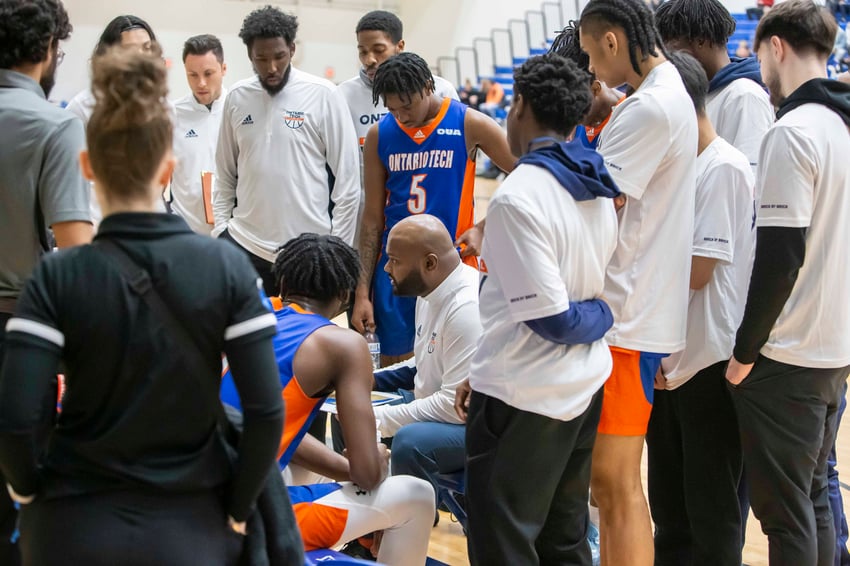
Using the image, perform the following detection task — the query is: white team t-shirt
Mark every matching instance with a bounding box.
[170,89,227,235]
[469,163,618,421]
[706,78,773,172]
[662,137,755,389]
[597,60,698,353]
[755,102,850,368]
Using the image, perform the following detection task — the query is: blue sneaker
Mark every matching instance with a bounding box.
[587,522,601,566]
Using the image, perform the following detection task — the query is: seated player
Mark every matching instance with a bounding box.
[221,233,434,566]
[352,52,516,366]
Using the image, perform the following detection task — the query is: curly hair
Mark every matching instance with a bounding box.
[356,10,403,43]
[372,51,434,106]
[580,0,666,76]
[513,53,592,138]
[273,233,361,303]
[0,0,71,69]
[239,5,299,50]
[654,0,736,48]
[87,45,172,202]
[549,20,593,82]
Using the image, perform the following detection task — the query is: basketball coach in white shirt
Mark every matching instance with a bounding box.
[214,6,360,295]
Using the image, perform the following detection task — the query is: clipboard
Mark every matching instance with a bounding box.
[201,171,214,225]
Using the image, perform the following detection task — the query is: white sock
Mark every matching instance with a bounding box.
[589,504,600,526]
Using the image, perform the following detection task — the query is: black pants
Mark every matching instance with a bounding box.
[465,389,602,566]
[19,489,241,566]
[218,229,278,297]
[729,355,850,566]
[0,311,19,566]
[646,360,743,566]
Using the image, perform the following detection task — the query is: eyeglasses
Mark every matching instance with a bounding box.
[56,48,65,66]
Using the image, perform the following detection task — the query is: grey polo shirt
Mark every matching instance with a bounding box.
[0,70,90,313]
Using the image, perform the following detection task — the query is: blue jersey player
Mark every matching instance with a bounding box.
[352,52,515,365]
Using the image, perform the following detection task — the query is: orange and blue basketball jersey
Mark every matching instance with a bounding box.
[374,97,477,356]
[220,299,333,469]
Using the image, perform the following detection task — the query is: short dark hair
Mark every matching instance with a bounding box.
[654,0,736,47]
[273,233,361,302]
[580,0,666,76]
[667,50,708,115]
[183,34,224,63]
[94,15,155,57]
[372,52,435,106]
[239,5,298,51]
[0,0,72,69]
[549,20,593,82]
[513,53,593,138]
[754,0,837,58]
[356,10,403,43]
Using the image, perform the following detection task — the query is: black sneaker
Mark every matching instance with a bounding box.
[339,539,376,561]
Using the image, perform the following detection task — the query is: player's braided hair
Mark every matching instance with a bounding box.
[580,0,667,76]
[273,234,361,302]
[372,51,435,106]
[654,0,736,48]
[549,20,593,82]
[514,54,592,138]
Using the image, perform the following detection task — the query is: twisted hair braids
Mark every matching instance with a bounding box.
[549,20,593,81]
[654,0,736,47]
[372,51,435,106]
[580,0,668,76]
[272,234,361,302]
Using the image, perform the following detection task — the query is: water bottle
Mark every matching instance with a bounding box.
[364,330,381,370]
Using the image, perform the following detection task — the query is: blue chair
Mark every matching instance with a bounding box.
[435,471,467,533]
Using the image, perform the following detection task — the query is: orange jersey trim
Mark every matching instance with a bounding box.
[395,98,452,145]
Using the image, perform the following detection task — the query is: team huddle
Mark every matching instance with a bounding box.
[0,0,849,565]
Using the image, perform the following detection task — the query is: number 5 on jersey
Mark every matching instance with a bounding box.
[408,174,428,214]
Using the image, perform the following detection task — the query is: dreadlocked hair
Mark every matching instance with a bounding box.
[580,0,667,76]
[273,233,360,303]
[654,0,736,47]
[514,54,592,138]
[372,51,435,106]
[549,20,593,82]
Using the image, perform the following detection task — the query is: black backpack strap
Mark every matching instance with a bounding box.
[94,238,230,427]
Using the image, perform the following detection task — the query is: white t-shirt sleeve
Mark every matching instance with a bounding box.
[692,163,745,264]
[756,124,816,229]
[323,87,362,245]
[484,198,570,322]
[598,96,670,200]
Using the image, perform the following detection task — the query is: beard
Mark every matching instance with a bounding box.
[40,56,58,98]
[767,74,784,109]
[390,269,427,297]
[259,64,291,96]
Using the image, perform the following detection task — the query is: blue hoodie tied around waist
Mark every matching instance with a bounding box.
[709,56,765,93]
[515,140,621,201]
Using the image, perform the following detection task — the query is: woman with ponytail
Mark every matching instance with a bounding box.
[0,47,284,566]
